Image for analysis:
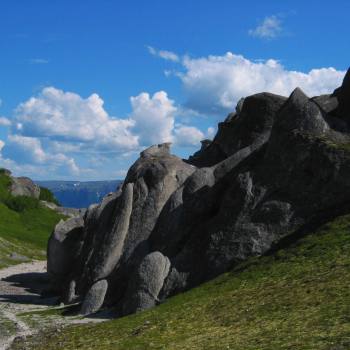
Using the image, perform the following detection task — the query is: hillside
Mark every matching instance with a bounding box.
[0,171,64,268]
[11,212,350,350]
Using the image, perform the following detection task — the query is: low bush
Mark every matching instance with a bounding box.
[39,186,60,206]
[4,195,40,212]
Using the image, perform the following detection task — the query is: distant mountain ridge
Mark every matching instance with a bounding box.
[36,180,123,208]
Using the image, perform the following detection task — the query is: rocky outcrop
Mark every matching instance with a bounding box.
[48,68,350,316]
[10,176,40,199]
[188,93,286,167]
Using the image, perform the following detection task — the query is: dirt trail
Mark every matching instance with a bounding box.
[0,261,49,349]
[0,261,107,350]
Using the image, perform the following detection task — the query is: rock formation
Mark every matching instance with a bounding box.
[48,68,350,316]
[10,175,40,199]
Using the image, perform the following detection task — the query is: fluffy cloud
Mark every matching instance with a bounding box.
[14,87,138,152]
[130,91,206,147]
[2,86,207,179]
[5,135,47,163]
[130,91,176,145]
[2,135,80,175]
[15,87,196,152]
[173,125,204,147]
[249,15,283,39]
[176,52,345,115]
[3,87,140,179]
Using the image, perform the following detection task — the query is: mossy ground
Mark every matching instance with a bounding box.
[12,214,350,350]
[0,173,64,268]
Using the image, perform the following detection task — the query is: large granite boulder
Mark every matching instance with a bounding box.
[53,143,195,312]
[48,69,350,316]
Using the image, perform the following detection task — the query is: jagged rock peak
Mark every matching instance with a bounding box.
[275,86,329,135]
[288,86,309,102]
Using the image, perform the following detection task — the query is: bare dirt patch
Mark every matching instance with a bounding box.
[0,261,107,350]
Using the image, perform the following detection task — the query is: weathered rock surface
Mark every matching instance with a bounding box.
[122,251,171,315]
[48,68,350,316]
[80,279,108,315]
[82,182,134,284]
[10,176,40,199]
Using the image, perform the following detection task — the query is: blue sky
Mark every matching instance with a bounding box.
[0,0,349,180]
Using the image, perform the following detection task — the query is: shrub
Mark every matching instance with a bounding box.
[0,173,12,201]
[39,186,60,206]
[4,195,40,212]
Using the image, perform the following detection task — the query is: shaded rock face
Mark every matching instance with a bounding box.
[47,217,85,291]
[48,69,350,316]
[188,93,287,167]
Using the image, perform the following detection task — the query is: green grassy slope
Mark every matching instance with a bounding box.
[13,214,350,350]
[0,172,64,268]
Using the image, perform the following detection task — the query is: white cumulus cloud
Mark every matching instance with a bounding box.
[174,125,205,147]
[14,87,138,152]
[130,91,176,145]
[177,52,345,115]
[3,86,208,179]
[2,134,80,176]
